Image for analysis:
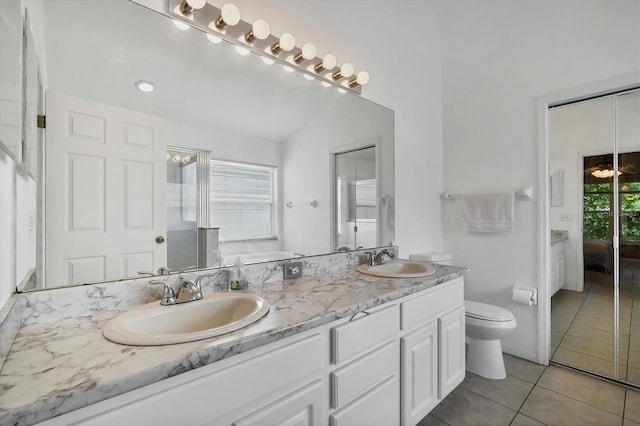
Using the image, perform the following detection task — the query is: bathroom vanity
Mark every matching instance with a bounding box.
[550,231,568,296]
[0,260,467,426]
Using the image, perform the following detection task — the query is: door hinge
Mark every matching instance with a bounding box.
[37,115,46,129]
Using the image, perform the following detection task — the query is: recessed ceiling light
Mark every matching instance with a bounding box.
[135,80,155,93]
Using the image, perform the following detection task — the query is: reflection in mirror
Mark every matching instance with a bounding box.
[16,0,394,291]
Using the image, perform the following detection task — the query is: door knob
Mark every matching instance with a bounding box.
[155,235,165,244]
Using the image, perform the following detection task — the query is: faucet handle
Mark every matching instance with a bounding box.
[176,279,203,303]
[149,280,177,305]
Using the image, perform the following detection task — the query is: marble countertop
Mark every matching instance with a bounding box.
[0,264,467,425]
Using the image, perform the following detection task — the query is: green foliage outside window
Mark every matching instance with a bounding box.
[583,182,640,242]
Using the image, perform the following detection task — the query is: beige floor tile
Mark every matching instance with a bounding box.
[460,372,534,411]
[627,366,640,385]
[624,419,640,426]
[629,350,639,369]
[536,365,625,416]
[558,334,628,364]
[551,330,565,347]
[509,413,546,426]
[417,414,449,426]
[552,348,627,379]
[430,386,516,426]
[551,318,572,334]
[520,387,623,426]
[626,389,640,423]
[503,354,546,384]
[567,323,629,348]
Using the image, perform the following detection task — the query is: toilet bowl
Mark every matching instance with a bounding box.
[410,252,518,380]
[464,300,517,379]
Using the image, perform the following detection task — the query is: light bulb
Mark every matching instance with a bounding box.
[332,62,354,80]
[314,53,336,73]
[271,33,295,54]
[173,154,182,162]
[348,71,370,88]
[179,0,206,16]
[166,153,171,160]
[245,19,270,43]
[214,3,240,30]
[293,42,317,63]
[183,155,192,163]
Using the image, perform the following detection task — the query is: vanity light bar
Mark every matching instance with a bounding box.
[169,0,368,95]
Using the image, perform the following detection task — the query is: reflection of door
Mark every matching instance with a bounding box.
[45,91,166,286]
[333,146,377,251]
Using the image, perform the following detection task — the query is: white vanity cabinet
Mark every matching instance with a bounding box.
[39,332,326,426]
[551,240,567,296]
[328,304,401,426]
[399,278,465,426]
[38,278,466,426]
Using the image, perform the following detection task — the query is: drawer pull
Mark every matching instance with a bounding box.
[349,311,370,321]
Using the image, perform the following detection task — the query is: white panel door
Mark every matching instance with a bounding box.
[401,321,438,426]
[438,306,466,399]
[45,91,167,287]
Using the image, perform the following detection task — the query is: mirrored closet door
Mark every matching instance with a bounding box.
[549,88,640,386]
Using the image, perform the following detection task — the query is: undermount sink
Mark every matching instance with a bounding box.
[103,292,270,346]
[357,260,437,278]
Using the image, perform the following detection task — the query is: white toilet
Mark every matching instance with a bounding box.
[410,252,517,380]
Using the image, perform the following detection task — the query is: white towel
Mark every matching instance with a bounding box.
[461,193,515,233]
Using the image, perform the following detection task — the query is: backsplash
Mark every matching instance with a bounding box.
[0,247,395,367]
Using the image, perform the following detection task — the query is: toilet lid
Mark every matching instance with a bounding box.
[464,300,514,322]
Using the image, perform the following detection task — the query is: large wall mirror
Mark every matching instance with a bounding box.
[9,0,394,291]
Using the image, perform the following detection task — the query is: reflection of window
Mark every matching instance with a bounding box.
[348,179,377,222]
[583,182,640,243]
[209,159,276,241]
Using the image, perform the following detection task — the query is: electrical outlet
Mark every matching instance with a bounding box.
[560,213,575,222]
[283,261,303,279]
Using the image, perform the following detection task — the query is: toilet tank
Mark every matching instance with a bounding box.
[409,252,453,265]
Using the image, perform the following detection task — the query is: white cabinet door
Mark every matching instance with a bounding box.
[234,380,323,426]
[438,306,465,399]
[558,252,566,290]
[46,91,167,287]
[401,321,438,426]
[329,374,399,426]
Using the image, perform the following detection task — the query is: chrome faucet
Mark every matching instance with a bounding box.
[149,277,203,306]
[367,249,396,266]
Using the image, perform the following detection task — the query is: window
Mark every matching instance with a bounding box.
[209,159,276,241]
[583,182,640,242]
[348,179,377,222]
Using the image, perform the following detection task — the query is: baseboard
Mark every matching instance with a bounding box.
[501,343,540,364]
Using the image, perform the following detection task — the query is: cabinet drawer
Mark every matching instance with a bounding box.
[400,278,463,330]
[329,374,399,426]
[331,340,398,409]
[331,304,399,364]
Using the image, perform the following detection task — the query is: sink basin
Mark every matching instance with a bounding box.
[357,260,437,278]
[103,292,270,345]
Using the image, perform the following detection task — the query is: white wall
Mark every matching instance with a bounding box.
[210,0,445,258]
[437,0,640,360]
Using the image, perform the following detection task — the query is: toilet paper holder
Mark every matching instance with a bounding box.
[512,286,538,306]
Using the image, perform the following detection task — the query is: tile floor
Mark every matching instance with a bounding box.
[418,354,640,426]
[550,258,640,386]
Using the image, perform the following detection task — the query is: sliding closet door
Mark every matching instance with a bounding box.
[616,89,640,385]
[549,89,640,386]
